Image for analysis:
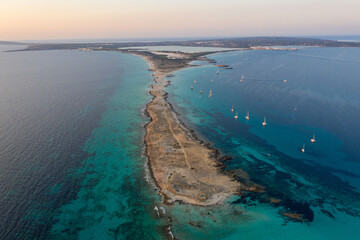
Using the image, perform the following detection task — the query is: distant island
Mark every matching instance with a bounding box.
[7,36,360,52]
[0,40,25,45]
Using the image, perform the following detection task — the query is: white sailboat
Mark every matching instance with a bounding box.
[262,117,267,126]
[190,85,193,90]
[231,105,234,112]
[234,112,238,119]
[245,111,250,120]
[216,70,219,75]
[311,134,316,143]
[301,144,305,153]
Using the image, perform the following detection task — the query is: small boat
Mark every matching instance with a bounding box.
[208,89,212,97]
[262,117,267,126]
[194,80,197,84]
[216,70,219,75]
[245,111,249,120]
[283,79,287,83]
[234,112,238,119]
[199,88,203,94]
[211,79,214,83]
[190,85,194,90]
[240,74,244,82]
[301,144,305,153]
[311,134,316,143]
[231,105,234,112]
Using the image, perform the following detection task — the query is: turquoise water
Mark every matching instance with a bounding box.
[166,47,360,239]
[49,52,166,239]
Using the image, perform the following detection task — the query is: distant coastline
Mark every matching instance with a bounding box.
[6,36,360,53]
[0,40,25,45]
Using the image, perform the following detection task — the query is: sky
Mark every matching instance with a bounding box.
[1,0,359,41]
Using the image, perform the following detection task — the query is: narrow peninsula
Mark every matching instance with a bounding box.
[127,50,243,206]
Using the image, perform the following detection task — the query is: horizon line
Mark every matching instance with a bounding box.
[4,34,360,43]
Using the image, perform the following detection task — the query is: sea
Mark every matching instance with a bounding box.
[0,44,360,239]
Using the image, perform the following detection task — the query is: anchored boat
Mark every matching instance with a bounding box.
[311,134,316,143]
[245,111,250,120]
[262,117,267,126]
